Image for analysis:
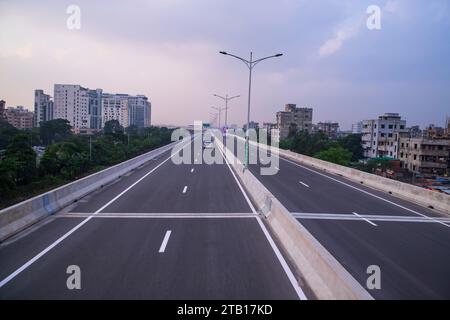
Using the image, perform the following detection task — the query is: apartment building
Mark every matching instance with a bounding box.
[128,95,151,128]
[398,135,450,176]
[101,94,129,128]
[34,90,53,127]
[275,104,313,140]
[5,106,34,129]
[362,113,407,158]
[316,122,340,139]
[0,100,6,120]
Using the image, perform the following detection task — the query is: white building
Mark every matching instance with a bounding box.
[352,121,362,134]
[101,94,129,128]
[54,84,89,130]
[34,90,53,127]
[361,113,407,158]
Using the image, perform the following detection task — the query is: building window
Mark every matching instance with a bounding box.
[414,144,418,149]
[414,154,417,160]
[381,124,385,129]
[388,125,393,129]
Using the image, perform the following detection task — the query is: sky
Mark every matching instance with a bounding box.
[0,0,449,130]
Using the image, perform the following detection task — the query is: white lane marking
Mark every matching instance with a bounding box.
[0,135,200,289]
[352,212,377,227]
[279,157,450,229]
[158,230,172,253]
[231,134,449,228]
[190,168,194,173]
[299,181,310,188]
[292,212,450,224]
[182,186,188,194]
[216,140,307,301]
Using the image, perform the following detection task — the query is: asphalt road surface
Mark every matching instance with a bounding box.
[227,135,450,299]
[0,136,303,300]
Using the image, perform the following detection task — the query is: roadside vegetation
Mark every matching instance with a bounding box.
[0,119,173,209]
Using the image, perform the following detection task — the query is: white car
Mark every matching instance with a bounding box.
[202,135,214,149]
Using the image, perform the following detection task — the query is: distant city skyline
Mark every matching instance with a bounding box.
[1,0,449,130]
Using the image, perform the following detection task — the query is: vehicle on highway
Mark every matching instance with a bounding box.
[202,134,215,149]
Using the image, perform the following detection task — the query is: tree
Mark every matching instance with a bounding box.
[338,134,363,161]
[40,138,89,179]
[104,120,124,136]
[39,119,72,145]
[314,146,352,166]
[0,119,19,149]
[5,134,37,184]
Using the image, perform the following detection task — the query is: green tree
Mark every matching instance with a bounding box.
[337,134,363,161]
[5,134,37,184]
[314,146,352,166]
[39,119,72,145]
[40,138,90,179]
[104,120,124,136]
[0,119,19,149]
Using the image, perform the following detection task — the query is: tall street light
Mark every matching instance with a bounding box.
[213,94,240,128]
[219,51,283,168]
[211,106,226,129]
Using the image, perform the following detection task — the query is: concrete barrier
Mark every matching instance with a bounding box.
[229,134,450,214]
[0,141,178,242]
[215,134,373,300]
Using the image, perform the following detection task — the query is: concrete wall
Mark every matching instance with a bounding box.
[215,134,373,300]
[0,142,177,242]
[246,137,450,214]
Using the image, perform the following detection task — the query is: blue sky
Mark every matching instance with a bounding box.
[0,0,449,129]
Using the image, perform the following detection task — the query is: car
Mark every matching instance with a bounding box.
[202,135,214,149]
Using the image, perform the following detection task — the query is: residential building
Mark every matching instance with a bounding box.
[275,104,313,140]
[5,106,34,129]
[408,125,422,138]
[352,122,362,134]
[54,84,90,132]
[361,113,407,158]
[243,121,259,131]
[101,93,129,128]
[0,100,6,120]
[88,89,103,130]
[34,90,53,127]
[128,95,151,128]
[262,122,277,132]
[425,124,445,139]
[317,122,340,139]
[398,135,450,176]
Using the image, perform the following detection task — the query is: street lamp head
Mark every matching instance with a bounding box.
[219,51,227,55]
[275,53,283,57]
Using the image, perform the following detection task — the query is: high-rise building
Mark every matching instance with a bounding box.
[275,104,313,140]
[0,100,6,120]
[5,106,34,129]
[54,84,90,131]
[88,89,103,130]
[128,95,151,128]
[34,90,54,127]
[101,93,129,128]
[54,84,103,133]
[361,113,407,158]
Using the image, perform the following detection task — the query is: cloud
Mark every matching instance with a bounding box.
[318,18,362,57]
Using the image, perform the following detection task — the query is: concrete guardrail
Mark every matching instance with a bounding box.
[215,134,373,300]
[238,135,450,214]
[0,141,178,242]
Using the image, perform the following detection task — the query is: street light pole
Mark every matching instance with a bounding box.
[213,93,240,128]
[219,51,283,168]
[211,106,225,129]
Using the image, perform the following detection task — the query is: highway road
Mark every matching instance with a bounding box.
[0,136,304,299]
[228,135,450,299]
